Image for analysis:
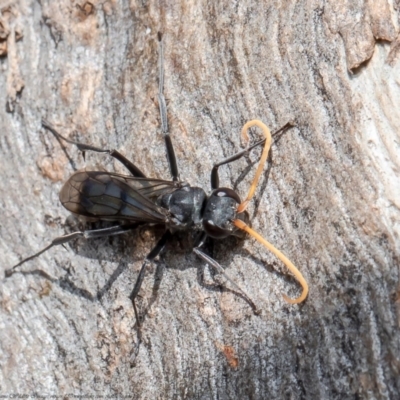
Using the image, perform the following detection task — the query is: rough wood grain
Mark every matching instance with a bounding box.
[1,0,399,398]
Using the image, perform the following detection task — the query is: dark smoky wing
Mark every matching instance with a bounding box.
[59,171,168,223]
[114,174,180,199]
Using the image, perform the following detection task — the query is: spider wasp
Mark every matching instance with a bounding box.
[7,33,308,355]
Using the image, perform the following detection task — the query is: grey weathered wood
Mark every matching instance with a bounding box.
[1,0,399,398]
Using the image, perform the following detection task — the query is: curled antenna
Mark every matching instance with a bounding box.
[234,119,308,304]
[237,120,272,213]
[233,219,308,303]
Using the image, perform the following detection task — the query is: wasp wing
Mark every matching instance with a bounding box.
[59,171,169,223]
[111,173,181,199]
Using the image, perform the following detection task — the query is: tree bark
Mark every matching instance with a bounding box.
[1,0,399,398]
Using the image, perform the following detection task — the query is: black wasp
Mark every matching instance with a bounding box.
[7,33,308,352]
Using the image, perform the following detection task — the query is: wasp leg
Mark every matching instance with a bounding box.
[211,122,293,190]
[211,137,266,190]
[157,32,179,182]
[6,223,140,277]
[129,230,171,360]
[193,246,260,315]
[41,119,146,178]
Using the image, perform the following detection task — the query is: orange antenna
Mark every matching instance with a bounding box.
[237,120,272,213]
[233,219,308,304]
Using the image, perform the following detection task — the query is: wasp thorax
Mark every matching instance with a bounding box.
[202,188,241,239]
[160,186,207,229]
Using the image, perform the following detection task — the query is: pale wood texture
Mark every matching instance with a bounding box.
[1,0,400,398]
